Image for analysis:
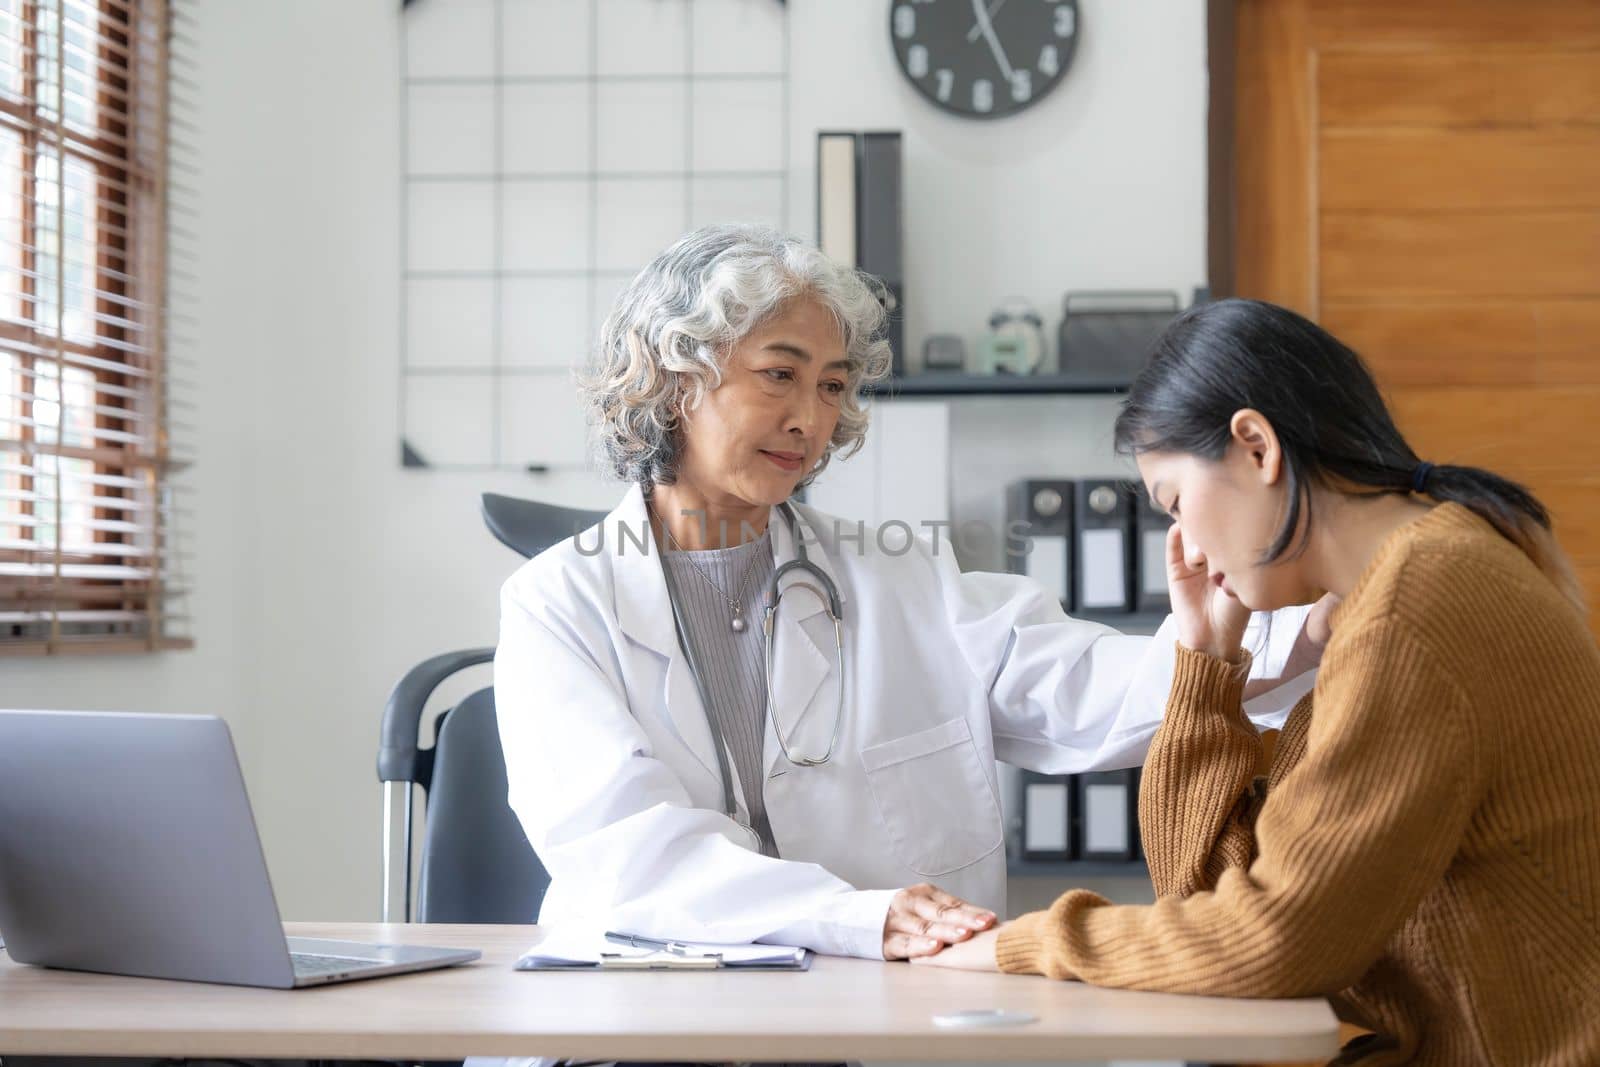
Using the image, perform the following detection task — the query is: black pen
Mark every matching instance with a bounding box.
[604,930,693,956]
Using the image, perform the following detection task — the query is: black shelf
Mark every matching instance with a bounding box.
[1009,859,1149,879]
[872,371,1132,397]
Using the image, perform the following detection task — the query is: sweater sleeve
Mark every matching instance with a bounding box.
[997,619,1483,998]
[1139,643,1264,899]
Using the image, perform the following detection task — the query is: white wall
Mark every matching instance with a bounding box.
[792,0,1208,574]
[790,0,1208,370]
[3,0,1206,922]
[171,0,621,920]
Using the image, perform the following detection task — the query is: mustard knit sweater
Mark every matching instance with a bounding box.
[997,503,1600,1066]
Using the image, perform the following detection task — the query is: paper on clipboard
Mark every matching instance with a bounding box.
[515,928,809,971]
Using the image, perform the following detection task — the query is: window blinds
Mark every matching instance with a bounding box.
[0,0,189,653]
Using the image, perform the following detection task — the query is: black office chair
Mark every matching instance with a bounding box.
[376,493,607,923]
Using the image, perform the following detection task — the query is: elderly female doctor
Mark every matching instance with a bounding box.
[495,224,1317,962]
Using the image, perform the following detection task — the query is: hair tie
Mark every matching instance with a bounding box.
[1410,462,1435,494]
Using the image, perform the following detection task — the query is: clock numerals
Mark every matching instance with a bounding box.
[907,44,929,78]
[893,4,915,40]
[892,0,1077,118]
[972,78,994,114]
[1010,69,1032,103]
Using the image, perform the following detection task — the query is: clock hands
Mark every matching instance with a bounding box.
[897,0,1072,114]
[969,0,1016,82]
[965,0,1009,42]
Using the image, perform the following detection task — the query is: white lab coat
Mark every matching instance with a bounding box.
[494,484,1314,960]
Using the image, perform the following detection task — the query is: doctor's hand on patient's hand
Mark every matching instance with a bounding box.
[1167,522,1250,663]
[882,883,997,960]
[909,925,1003,972]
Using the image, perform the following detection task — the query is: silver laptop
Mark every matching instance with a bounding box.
[0,709,481,988]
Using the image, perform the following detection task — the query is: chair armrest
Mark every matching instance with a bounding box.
[377,648,495,784]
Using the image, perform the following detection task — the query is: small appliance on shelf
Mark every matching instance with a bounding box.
[1057,290,1185,384]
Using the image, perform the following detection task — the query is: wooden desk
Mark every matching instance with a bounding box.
[0,923,1340,1063]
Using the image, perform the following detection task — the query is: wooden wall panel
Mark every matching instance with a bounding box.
[1320,130,1600,212]
[1533,300,1600,380]
[1318,51,1600,128]
[1385,386,1600,479]
[1309,0,1600,49]
[1321,212,1600,299]
[1578,563,1600,610]
[1234,0,1315,314]
[1322,300,1600,386]
[1233,0,1600,626]
[1539,483,1600,558]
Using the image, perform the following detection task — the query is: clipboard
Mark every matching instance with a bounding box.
[515,930,812,972]
[516,950,812,972]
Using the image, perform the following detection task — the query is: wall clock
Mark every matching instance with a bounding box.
[890,0,1080,119]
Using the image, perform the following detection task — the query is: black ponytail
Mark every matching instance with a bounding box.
[1113,298,1584,615]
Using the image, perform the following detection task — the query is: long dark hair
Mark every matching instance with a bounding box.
[1113,298,1584,614]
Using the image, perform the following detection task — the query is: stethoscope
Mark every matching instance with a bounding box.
[663,501,845,828]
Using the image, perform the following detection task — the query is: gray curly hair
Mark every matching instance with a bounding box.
[578,224,894,489]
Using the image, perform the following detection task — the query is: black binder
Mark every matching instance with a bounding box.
[1074,770,1139,862]
[1135,488,1174,614]
[1019,770,1073,862]
[858,131,903,376]
[1005,479,1074,609]
[816,130,904,376]
[1073,480,1134,613]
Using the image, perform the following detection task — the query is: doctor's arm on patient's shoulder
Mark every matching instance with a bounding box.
[930,546,1323,775]
[493,584,991,962]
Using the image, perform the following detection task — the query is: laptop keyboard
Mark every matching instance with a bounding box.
[290,951,385,977]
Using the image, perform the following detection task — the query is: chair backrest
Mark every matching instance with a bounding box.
[481,493,608,559]
[416,687,549,924]
[379,494,610,923]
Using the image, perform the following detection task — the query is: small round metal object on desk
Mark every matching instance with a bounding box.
[931,1008,1039,1029]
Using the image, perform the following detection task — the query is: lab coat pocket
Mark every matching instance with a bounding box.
[860,716,1005,878]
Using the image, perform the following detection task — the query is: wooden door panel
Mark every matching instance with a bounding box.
[1533,300,1600,380]
[1380,393,1600,583]
[1308,0,1600,49]
[1386,386,1600,479]
[1538,482,1600,565]
[1318,50,1600,127]
[1235,0,1314,313]
[1235,0,1600,625]
[1322,299,1600,386]
[1578,562,1600,608]
[1321,212,1600,299]
[1385,393,1600,566]
[1320,130,1600,212]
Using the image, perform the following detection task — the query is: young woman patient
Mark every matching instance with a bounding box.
[919,298,1600,1066]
